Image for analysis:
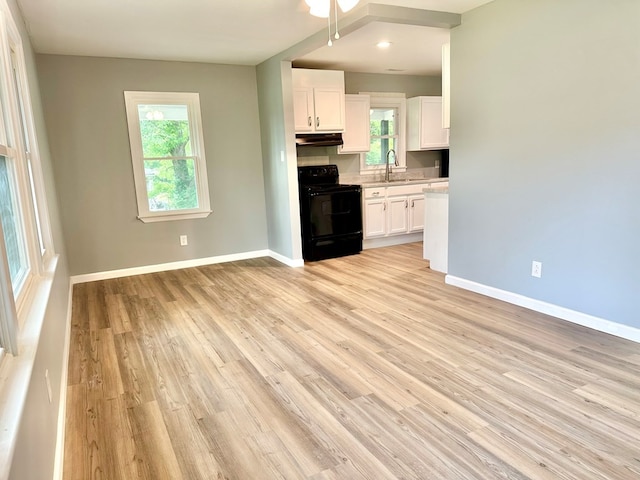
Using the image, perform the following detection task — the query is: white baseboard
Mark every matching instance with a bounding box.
[445,275,640,344]
[269,250,304,268]
[52,281,74,480]
[69,249,305,284]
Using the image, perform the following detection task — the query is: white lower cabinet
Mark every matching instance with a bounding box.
[363,196,386,237]
[363,184,429,240]
[387,195,409,234]
[408,194,425,232]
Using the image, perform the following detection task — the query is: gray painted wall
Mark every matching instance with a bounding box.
[449,0,640,327]
[36,55,268,276]
[256,59,302,261]
[345,71,441,97]
[7,0,71,478]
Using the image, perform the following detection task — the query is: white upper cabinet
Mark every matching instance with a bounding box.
[406,96,449,151]
[292,68,345,133]
[293,88,315,132]
[339,94,370,154]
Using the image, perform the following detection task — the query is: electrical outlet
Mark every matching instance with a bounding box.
[45,369,53,404]
[531,260,542,278]
[180,235,188,246]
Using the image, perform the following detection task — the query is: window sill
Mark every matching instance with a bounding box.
[0,254,60,480]
[137,210,212,223]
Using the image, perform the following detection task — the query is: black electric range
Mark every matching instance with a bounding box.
[298,165,362,261]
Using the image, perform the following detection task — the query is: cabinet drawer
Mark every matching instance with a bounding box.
[364,188,385,199]
[386,184,427,197]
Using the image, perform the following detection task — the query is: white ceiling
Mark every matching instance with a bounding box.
[17,0,493,75]
[294,23,452,76]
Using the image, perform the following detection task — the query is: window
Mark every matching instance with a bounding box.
[0,6,53,356]
[365,106,398,167]
[360,95,406,175]
[124,91,211,223]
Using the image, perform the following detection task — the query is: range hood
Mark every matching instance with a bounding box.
[295,132,343,147]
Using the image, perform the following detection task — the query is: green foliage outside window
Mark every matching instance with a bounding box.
[0,155,26,282]
[366,108,397,166]
[139,117,198,211]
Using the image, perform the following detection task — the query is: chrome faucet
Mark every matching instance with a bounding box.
[385,149,397,182]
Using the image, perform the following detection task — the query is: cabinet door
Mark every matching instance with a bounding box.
[293,88,314,132]
[408,194,425,232]
[419,97,448,149]
[364,198,386,238]
[313,87,345,132]
[387,195,409,235]
[339,94,370,153]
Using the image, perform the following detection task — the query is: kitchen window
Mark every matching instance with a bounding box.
[360,95,406,174]
[124,91,211,223]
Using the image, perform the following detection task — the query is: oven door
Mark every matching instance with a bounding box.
[304,187,362,239]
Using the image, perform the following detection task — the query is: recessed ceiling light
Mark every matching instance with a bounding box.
[377,41,392,48]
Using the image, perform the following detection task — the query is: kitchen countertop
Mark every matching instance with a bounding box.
[424,186,449,194]
[354,177,449,188]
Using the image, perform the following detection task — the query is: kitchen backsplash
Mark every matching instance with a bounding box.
[339,167,441,184]
[296,150,444,183]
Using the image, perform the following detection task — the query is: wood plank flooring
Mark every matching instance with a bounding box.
[63,243,640,479]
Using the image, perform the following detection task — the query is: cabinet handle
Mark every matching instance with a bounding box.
[411,200,414,208]
[316,117,320,128]
[372,192,379,197]
[405,200,408,209]
[308,116,312,127]
[383,201,387,211]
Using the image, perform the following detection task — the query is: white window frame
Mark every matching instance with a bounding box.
[0,2,59,475]
[124,91,212,223]
[0,5,54,357]
[359,94,407,176]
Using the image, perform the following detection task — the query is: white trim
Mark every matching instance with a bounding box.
[269,250,304,268]
[360,95,407,174]
[137,210,212,223]
[0,3,55,357]
[0,255,59,480]
[445,275,640,344]
[52,281,73,480]
[70,250,271,284]
[70,249,306,285]
[123,91,211,223]
[71,250,302,285]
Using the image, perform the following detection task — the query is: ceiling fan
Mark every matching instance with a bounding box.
[305,0,360,17]
[304,0,361,45]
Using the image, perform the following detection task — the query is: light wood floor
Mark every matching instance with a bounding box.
[63,243,640,480]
